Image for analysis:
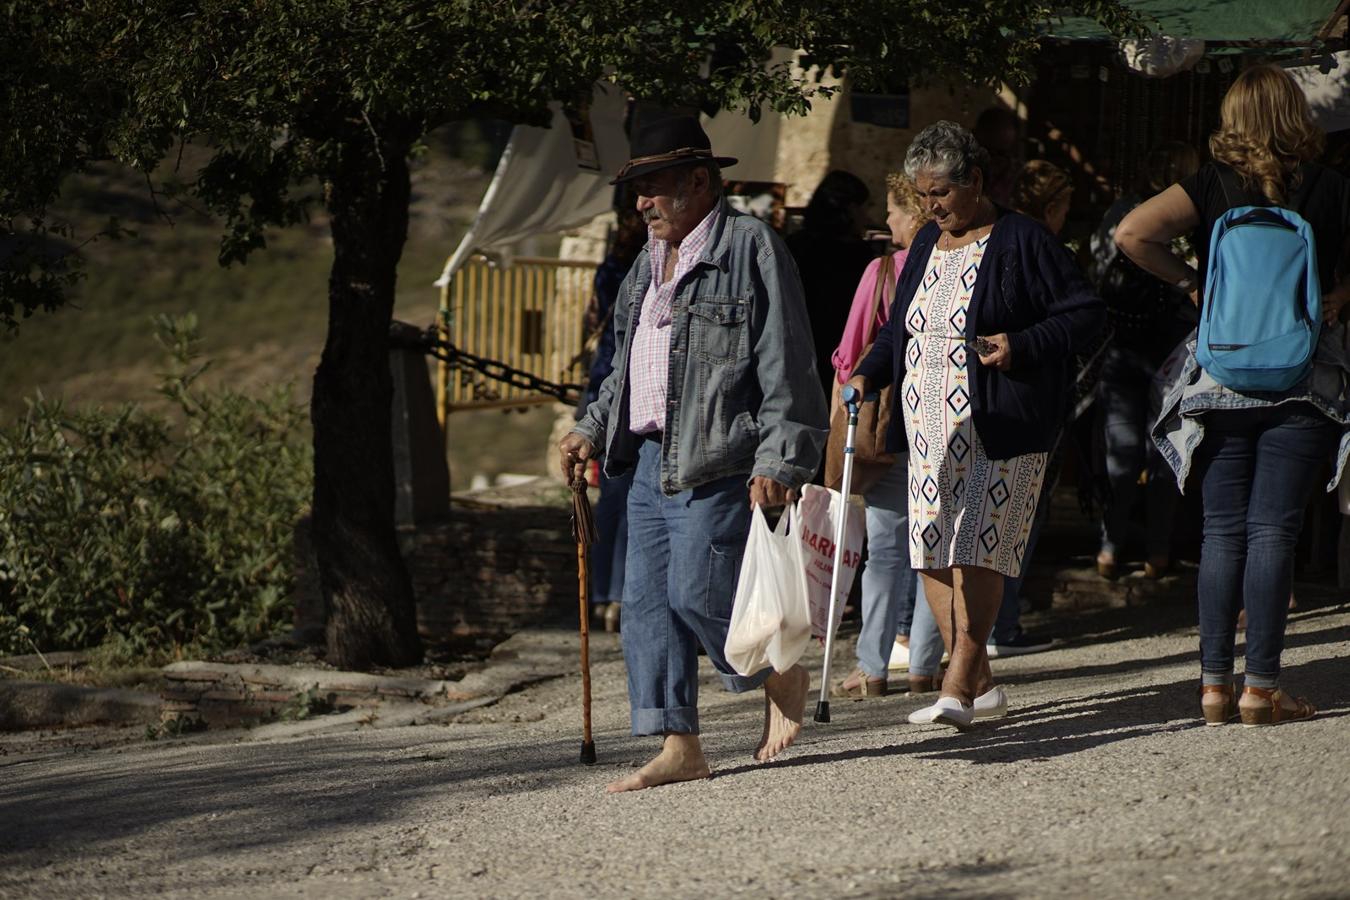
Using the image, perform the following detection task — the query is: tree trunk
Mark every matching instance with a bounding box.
[312,130,423,670]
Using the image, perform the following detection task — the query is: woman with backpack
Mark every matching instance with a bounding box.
[1116,64,1350,727]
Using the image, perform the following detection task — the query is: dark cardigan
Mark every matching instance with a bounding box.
[853,210,1105,460]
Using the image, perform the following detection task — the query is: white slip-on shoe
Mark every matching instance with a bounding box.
[888,639,910,672]
[931,695,974,730]
[908,699,942,725]
[973,685,1008,719]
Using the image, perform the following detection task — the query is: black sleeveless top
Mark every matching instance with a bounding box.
[1180,161,1350,297]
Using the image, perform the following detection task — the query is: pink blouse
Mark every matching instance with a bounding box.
[830,249,907,384]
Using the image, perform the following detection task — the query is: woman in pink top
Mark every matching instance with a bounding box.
[831,174,927,385]
[834,174,940,698]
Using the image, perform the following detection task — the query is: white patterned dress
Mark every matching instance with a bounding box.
[903,237,1047,578]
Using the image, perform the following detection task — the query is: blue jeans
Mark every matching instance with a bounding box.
[1097,346,1179,560]
[1192,403,1338,686]
[623,439,772,735]
[590,468,631,605]
[907,578,945,677]
[856,460,918,678]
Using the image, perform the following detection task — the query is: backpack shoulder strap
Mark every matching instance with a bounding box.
[1215,164,1253,210]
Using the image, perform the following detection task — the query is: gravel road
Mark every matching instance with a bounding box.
[2,598,1348,899]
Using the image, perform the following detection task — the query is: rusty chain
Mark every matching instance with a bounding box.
[391,322,583,405]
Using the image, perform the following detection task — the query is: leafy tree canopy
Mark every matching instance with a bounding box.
[4,0,1144,326]
[3,0,1144,668]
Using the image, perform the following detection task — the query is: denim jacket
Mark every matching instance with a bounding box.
[573,200,829,495]
[1153,325,1350,493]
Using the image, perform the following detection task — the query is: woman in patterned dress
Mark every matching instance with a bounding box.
[850,121,1105,729]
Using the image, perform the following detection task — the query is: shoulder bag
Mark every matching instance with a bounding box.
[824,254,898,495]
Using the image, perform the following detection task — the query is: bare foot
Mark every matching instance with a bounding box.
[754,664,809,761]
[606,734,710,793]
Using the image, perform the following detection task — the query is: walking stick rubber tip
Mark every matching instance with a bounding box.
[580,741,597,765]
[814,700,831,724]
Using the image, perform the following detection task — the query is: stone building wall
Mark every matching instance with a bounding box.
[554,74,1009,241]
[774,78,1007,223]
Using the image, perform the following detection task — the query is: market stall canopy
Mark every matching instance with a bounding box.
[1049,0,1347,46]
[434,86,781,287]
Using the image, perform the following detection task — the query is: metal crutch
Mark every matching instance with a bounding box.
[814,384,862,724]
[570,472,599,764]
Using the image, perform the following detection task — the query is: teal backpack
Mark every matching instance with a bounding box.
[1196,168,1321,392]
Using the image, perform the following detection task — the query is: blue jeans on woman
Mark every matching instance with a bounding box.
[855,459,918,678]
[907,577,946,678]
[1192,403,1339,688]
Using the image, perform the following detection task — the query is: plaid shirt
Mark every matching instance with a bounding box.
[627,204,721,434]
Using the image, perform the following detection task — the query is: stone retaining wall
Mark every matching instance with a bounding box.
[402,504,578,645]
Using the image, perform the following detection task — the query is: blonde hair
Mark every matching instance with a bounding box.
[1210,64,1324,205]
[1012,160,1073,223]
[885,171,927,217]
[885,172,933,244]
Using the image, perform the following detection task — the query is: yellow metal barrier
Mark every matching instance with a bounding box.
[436,256,599,420]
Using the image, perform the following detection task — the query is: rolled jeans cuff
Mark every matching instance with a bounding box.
[859,660,889,679]
[1201,669,1234,686]
[632,706,699,736]
[720,665,773,694]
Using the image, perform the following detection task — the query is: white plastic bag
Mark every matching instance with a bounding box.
[724,505,812,675]
[796,484,864,640]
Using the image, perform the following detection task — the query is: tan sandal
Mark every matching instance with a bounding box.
[908,668,944,694]
[1239,686,1316,727]
[832,668,888,699]
[1199,683,1237,726]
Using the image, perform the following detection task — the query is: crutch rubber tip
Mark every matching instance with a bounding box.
[580,741,597,765]
[814,700,831,724]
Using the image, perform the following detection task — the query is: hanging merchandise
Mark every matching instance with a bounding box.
[1119,36,1206,79]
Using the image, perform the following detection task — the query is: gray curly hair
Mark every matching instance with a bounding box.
[904,120,992,187]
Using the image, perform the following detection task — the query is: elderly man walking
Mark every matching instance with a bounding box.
[560,116,828,792]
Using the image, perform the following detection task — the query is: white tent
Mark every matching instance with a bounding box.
[434,85,784,287]
[433,82,630,287]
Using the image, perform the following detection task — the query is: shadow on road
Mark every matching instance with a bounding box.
[712,621,1350,777]
[2,594,1343,871]
[0,725,649,864]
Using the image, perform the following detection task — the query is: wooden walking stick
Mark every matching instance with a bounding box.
[570,470,599,765]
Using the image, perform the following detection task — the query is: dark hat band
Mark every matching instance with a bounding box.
[614,147,714,181]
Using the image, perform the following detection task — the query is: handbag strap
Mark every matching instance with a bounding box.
[865,254,896,343]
